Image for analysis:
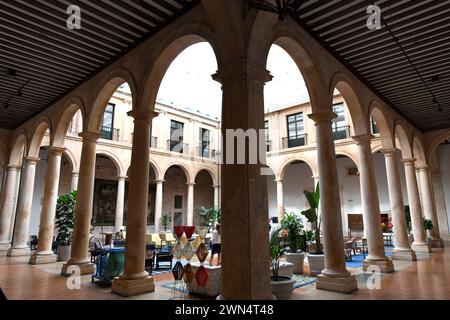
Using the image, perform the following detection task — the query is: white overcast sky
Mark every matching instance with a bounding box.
[156,43,310,119]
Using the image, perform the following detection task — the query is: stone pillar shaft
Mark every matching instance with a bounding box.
[187,183,194,226]
[61,132,99,275]
[71,172,79,192]
[154,180,163,232]
[276,180,284,222]
[8,157,39,257]
[112,110,155,297]
[383,149,416,260]
[308,110,357,293]
[431,171,450,239]
[213,185,220,209]
[0,165,21,252]
[403,159,431,252]
[115,177,126,233]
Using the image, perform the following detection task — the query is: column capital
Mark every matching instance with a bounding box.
[117,176,127,181]
[213,184,221,188]
[352,133,375,144]
[71,171,79,176]
[187,182,196,187]
[78,131,100,142]
[275,179,283,183]
[127,110,159,121]
[402,158,416,165]
[23,156,40,164]
[7,164,22,171]
[382,147,398,156]
[212,60,272,86]
[154,179,165,184]
[48,146,66,156]
[307,110,337,124]
[416,165,429,171]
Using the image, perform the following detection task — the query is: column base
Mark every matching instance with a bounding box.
[428,238,445,248]
[411,243,432,253]
[29,253,57,265]
[111,276,155,297]
[391,249,417,261]
[363,258,394,273]
[0,243,11,255]
[316,274,358,294]
[61,262,95,276]
[7,246,31,257]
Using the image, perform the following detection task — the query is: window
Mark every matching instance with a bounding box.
[371,118,380,134]
[100,103,115,140]
[199,128,210,158]
[170,120,184,153]
[174,195,183,209]
[332,103,348,140]
[265,120,271,152]
[286,112,306,148]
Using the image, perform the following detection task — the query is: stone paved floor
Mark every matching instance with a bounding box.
[1,246,449,300]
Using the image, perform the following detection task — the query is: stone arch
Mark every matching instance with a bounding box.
[139,23,221,112]
[62,149,78,173]
[87,68,137,133]
[335,149,360,170]
[279,157,317,180]
[330,73,368,136]
[163,163,193,184]
[248,17,329,113]
[53,97,86,148]
[394,120,413,159]
[412,136,427,168]
[371,143,384,155]
[369,100,394,149]
[425,129,450,160]
[125,159,162,182]
[9,132,28,166]
[28,116,52,158]
[193,167,218,186]
[95,150,124,177]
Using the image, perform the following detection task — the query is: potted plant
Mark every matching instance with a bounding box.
[424,218,434,244]
[55,191,76,261]
[269,227,295,300]
[280,212,305,274]
[196,207,221,231]
[161,212,171,232]
[300,182,324,276]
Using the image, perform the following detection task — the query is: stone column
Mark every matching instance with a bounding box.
[213,60,273,299]
[71,172,79,192]
[383,148,416,261]
[112,110,156,297]
[417,166,444,248]
[403,158,431,253]
[7,157,40,257]
[213,185,220,209]
[431,171,450,240]
[187,182,194,226]
[114,177,126,233]
[308,110,357,293]
[276,179,284,222]
[0,165,21,254]
[154,180,164,232]
[353,134,394,273]
[61,132,99,276]
[30,147,65,264]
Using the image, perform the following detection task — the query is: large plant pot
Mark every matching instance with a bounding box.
[307,254,325,276]
[408,234,414,245]
[57,245,71,262]
[285,252,305,274]
[271,276,295,300]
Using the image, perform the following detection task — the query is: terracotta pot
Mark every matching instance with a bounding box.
[285,252,305,274]
[57,245,71,262]
[307,253,325,275]
[271,276,295,300]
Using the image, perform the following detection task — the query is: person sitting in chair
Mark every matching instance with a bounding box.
[209,223,221,266]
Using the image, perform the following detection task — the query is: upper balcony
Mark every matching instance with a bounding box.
[332,125,351,141]
[281,134,308,149]
[100,126,120,141]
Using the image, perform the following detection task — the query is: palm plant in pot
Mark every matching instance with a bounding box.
[280,212,305,274]
[269,227,295,300]
[300,182,324,276]
[161,212,171,232]
[55,191,76,261]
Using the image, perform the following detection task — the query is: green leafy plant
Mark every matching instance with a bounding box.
[423,218,433,231]
[161,212,171,232]
[304,230,315,242]
[55,191,77,246]
[280,212,304,253]
[195,207,221,229]
[300,182,323,254]
[269,227,288,281]
[405,205,412,234]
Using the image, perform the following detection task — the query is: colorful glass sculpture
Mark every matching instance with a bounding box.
[171,239,184,260]
[196,226,208,240]
[183,226,196,239]
[195,242,209,263]
[172,261,185,281]
[183,242,196,261]
[174,226,184,238]
[183,263,195,284]
[195,266,208,286]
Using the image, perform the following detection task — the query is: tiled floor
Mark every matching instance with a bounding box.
[1,247,449,300]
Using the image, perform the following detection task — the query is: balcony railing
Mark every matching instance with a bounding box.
[332,125,350,141]
[100,126,120,141]
[266,140,272,152]
[282,134,307,149]
[196,146,212,158]
[167,140,189,154]
[151,136,158,149]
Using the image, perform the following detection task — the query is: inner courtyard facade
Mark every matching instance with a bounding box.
[0,0,449,301]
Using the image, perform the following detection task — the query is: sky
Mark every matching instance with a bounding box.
[156,43,310,119]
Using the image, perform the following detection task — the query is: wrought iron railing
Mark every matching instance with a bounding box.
[266,140,272,152]
[100,126,119,141]
[167,140,189,154]
[332,125,350,141]
[282,134,307,149]
[151,136,158,148]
